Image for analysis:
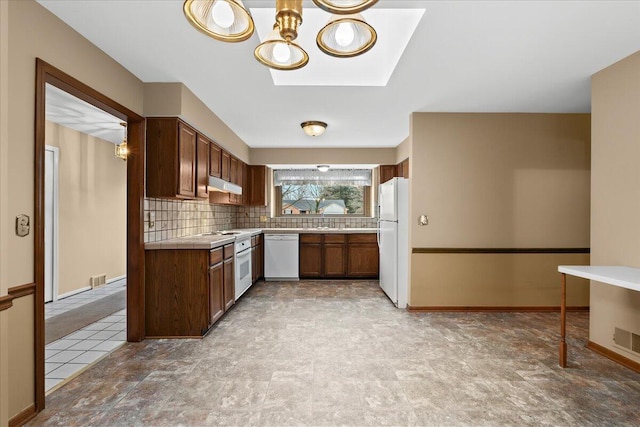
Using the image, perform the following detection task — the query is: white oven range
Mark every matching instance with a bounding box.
[232,231,253,300]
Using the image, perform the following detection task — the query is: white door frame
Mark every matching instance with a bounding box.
[45,145,59,302]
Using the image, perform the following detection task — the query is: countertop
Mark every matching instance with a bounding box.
[260,228,377,234]
[145,227,377,250]
[145,234,236,250]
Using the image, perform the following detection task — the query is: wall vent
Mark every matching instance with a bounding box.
[90,274,107,289]
[613,327,640,355]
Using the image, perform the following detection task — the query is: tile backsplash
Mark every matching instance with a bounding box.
[144,198,236,243]
[144,199,377,244]
[236,206,378,230]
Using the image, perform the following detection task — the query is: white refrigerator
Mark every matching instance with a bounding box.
[378,177,409,308]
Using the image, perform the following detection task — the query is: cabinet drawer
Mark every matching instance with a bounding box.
[210,248,223,265]
[223,243,234,260]
[300,234,322,243]
[324,234,346,243]
[348,233,377,243]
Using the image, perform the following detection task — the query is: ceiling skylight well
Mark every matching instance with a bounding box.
[251,8,425,86]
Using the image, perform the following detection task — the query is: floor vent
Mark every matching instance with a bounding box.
[90,274,107,289]
[613,327,640,355]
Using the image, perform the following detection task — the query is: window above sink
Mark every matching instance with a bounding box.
[271,167,375,218]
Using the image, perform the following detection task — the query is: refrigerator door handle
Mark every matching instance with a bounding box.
[377,221,381,250]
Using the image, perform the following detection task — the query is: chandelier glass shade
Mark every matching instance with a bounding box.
[254,26,309,70]
[183,0,255,42]
[312,0,378,15]
[317,14,376,57]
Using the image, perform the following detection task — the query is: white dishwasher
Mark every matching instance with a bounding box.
[264,234,299,281]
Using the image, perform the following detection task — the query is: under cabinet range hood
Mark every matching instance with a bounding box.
[208,176,242,195]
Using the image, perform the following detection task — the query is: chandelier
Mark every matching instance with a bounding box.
[183,0,378,70]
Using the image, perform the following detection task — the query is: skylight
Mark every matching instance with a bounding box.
[251,8,425,87]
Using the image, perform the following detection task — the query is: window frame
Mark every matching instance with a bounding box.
[274,182,372,218]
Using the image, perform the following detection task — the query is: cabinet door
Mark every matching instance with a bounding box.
[379,165,396,184]
[177,122,197,198]
[223,258,234,310]
[257,239,263,280]
[196,134,210,199]
[324,243,346,277]
[251,246,258,283]
[400,159,409,179]
[300,243,322,278]
[347,243,379,278]
[209,143,222,178]
[221,151,231,181]
[248,165,267,206]
[209,262,224,326]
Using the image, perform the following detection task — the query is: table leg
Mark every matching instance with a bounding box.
[559,272,567,367]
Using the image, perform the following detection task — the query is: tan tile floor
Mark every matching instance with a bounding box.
[29,280,640,426]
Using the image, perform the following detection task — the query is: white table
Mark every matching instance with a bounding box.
[557,265,640,367]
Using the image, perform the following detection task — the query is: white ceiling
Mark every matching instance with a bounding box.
[37,0,640,149]
[46,84,125,145]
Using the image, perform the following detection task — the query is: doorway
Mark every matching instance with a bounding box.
[34,59,145,413]
[44,145,59,304]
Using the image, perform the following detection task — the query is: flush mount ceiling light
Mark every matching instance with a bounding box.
[183,0,377,70]
[312,0,378,15]
[301,121,327,137]
[317,165,330,172]
[115,122,128,161]
[317,14,377,57]
[183,0,255,42]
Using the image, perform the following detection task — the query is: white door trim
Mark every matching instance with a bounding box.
[45,145,60,302]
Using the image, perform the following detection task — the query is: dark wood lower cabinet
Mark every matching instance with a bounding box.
[324,234,347,277]
[251,234,264,284]
[223,244,235,311]
[209,262,224,325]
[299,233,378,279]
[299,234,323,278]
[145,245,234,338]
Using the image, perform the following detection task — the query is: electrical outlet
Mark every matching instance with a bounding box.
[148,211,156,229]
[15,214,30,237]
[260,215,267,222]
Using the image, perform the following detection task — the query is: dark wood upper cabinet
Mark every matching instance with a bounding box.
[146,118,201,199]
[221,150,231,181]
[196,134,210,199]
[209,142,222,178]
[380,165,396,184]
[247,165,267,206]
[399,158,409,179]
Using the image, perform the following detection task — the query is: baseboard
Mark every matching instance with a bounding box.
[57,285,91,300]
[407,305,590,312]
[9,403,36,427]
[106,275,126,284]
[587,341,640,374]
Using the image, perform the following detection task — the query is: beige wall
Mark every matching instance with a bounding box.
[590,50,640,363]
[46,122,126,295]
[8,297,34,418]
[1,0,10,423]
[251,147,396,166]
[395,137,410,165]
[1,0,145,423]
[144,83,250,163]
[409,113,591,307]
